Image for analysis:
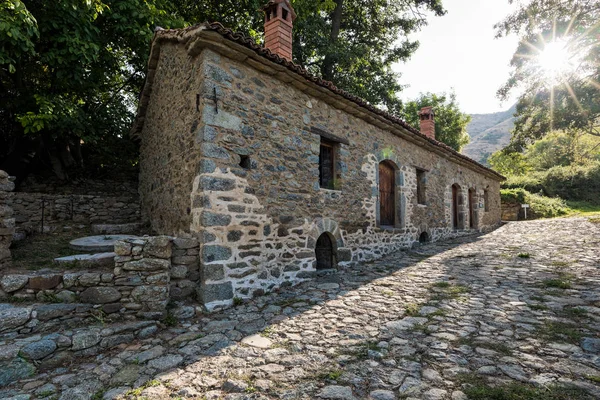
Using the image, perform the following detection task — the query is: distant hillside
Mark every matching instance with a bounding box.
[462,104,517,165]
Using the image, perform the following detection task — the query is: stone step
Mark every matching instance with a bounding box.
[91,222,141,235]
[53,252,115,268]
[69,234,138,253]
[0,319,159,388]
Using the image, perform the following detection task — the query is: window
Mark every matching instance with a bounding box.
[319,138,336,189]
[416,169,426,205]
[484,189,489,212]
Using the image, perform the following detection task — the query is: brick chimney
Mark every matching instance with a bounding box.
[418,106,435,140]
[262,0,296,62]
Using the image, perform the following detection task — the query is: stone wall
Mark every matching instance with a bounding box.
[10,192,140,234]
[138,44,504,311]
[0,170,15,270]
[1,236,199,331]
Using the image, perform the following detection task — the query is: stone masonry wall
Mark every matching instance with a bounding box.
[0,170,15,271]
[138,44,503,310]
[9,192,139,234]
[138,44,205,236]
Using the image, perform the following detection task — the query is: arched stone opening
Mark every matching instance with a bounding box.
[315,232,337,270]
[419,231,431,243]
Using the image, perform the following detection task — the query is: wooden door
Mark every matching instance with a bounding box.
[315,233,333,270]
[379,162,395,226]
[469,189,475,228]
[452,185,459,229]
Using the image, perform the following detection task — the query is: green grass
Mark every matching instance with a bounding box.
[462,379,593,400]
[565,201,600,217]
[536,321,583,344]
[404,303,420,316]
[561,306,588,319]
[432,281,450,288]
[542,279,572,289]
[529,303,548,311]
[10,229,90,270]
[517,252,531,258]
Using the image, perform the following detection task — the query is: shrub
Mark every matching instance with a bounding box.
[542,162,600,202]
[500,188,569,218]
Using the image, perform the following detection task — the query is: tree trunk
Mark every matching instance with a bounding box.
[321,0,343,82]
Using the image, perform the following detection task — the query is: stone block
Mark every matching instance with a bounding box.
[146,272,169,284]
[171,265,188,279]
[35,304,76,321]
[80,287,122,304]
[19,339,57,360]
[143,236,172,258]
[131,285,168,302]
[173,237,198,249]
[172,255,197,265]
[122,258,170,271]
[72,330,101,350]
[200,176,236,192]
[0,306,31,332]
[114,240,132,256]
[203,264,225,281]
[0,358,35,387]
[337,248,352,262]
[201,281,233,303]
[201,211,232,227]
[0,274,29,293]
[202,245,232,263]
[28,274,62,290]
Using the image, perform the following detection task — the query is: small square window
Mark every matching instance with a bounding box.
[319,138,337,189]
[416,169,426,205]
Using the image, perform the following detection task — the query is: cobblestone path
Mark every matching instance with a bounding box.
[4,217,600,400]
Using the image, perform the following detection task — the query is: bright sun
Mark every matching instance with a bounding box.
[536,40,578,84]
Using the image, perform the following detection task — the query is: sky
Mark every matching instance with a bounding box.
[394,0,521,115]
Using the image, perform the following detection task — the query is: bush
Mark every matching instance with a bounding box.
[542,162,600,202]
[500,188,570,218]
[502,173,544,194]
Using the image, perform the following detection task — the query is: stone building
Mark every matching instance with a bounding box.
[132,0,504,310]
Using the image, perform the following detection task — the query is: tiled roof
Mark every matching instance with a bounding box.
[132,22,505,181]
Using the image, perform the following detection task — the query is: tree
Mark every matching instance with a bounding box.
[292,0,446,115]
[0,0,183,182]
[496,0,600,149]
[401,92,471,151]
[488,150,530,177]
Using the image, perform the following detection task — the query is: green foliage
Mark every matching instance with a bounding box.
[292,0,446,114]
[488,150,529,176]
[402,91,471,151]
[500,188,570,218]
[542,162,600,202]
[1,0,184,180]
[496,0,600,146]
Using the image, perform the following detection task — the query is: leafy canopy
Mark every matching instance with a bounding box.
[401,92,471,152]
[496,0,600,149]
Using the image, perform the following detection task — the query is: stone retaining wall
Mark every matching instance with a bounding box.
[9,192,140,234]
[0,320,158,387]
[1,236,200,333]
[0,170,14,271]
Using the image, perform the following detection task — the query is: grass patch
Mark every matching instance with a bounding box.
[561,306,588,319]
[542,279,572,289]
[317,369,343,381]
[163,312,178,327]
[536,321,583,344]
[565,201,600,217]
[432,281,450,288]
[463,380,593,400]
[125,379,161,397]
[585,375,600,383]
[476,342,513,356]
[404,303,420,316]
[551,261,571,267]
[517,252,531,258]
[233,297,244,306]
[530,295,546,302]
[10,229,90,270]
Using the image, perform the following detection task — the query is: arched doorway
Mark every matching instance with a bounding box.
[452,184,461,229]
[419,232,430,243]
[315,233,335,270]
[379,161,396,226]
[468,188,476,229]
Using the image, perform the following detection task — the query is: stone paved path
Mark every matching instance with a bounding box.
[3,217,600,400]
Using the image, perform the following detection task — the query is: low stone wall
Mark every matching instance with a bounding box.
[502,203,521,221]
[9,192,140,233]
[0,171,14,270]
[1,236,200,333]
[0,319,158,387]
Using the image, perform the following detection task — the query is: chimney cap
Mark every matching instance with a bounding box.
[418,106,434,116]
[261,0,297,21]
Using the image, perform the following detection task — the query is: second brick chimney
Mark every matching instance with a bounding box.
[418,106,435,140]
[262,0,296,62]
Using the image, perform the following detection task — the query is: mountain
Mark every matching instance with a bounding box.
[462,104,517,165]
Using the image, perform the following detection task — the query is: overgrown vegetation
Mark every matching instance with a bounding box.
[10,229,89,270]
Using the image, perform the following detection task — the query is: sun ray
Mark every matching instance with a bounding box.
[584,78,600,91]
[563,81,585,113]
[550,86,554,131]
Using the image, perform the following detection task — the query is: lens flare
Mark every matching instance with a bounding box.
[536,40,579,85]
